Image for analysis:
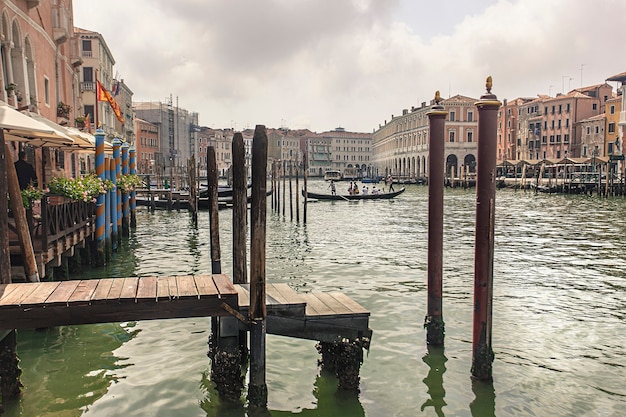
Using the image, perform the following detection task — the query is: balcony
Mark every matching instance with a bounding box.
[81,81,95,92]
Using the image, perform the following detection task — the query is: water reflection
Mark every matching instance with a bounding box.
[420,346,447,417]
[470,379,496,417]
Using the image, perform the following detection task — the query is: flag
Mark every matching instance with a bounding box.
[96,80,124,124]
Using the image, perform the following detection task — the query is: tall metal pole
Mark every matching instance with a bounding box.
[472,76,501,380]
[425,91,447,346]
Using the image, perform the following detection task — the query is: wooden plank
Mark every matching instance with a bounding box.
[156,277,170,300]
[136,276,157,301]
[268,283,303,306]
[0,284,20,303]
[0,283,39,306]
[91,279,115,302]
[212,274,236,297]
[68,280,99,304]
[311,292,350,315]
[176,276,198,298]
[235,284,250,307]
[119,277,139,300]
[107,278,126,300]
[165,276,178,299]
[20,282,61,306]
[45,280,81,305]
[300,293,324,317]
[326,292,369,315]
[194,275,218,298]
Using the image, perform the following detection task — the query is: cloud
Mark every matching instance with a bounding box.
[74,0,626,132]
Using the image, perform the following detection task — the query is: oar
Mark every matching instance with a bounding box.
[339,194,350,201]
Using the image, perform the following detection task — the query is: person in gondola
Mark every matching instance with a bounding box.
[328,180,336,195]
[387,175,395,192]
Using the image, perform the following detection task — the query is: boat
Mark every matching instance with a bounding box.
[136,189,272,210]
[302,187,406,201]
[323,170,342,181]
[361,176,382,184]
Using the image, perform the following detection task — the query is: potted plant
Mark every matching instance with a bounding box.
[75,115,85,128]
[57,101,71,118]
[4,82,16,93]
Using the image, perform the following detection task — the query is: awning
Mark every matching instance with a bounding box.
[0,101,74,146]
[65,128,114,154]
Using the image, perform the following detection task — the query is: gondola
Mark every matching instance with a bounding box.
[302,187,405,201]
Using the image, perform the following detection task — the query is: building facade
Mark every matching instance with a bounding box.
[134,117,159,174]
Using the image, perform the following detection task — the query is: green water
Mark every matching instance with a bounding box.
[6,182,626,416]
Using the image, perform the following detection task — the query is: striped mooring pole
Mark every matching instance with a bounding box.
[121,142,130,236]
[94,128,106,266]
[111,138,121,250]
[129,145,137,228]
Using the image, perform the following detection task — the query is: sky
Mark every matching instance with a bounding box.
[73,0,626,133]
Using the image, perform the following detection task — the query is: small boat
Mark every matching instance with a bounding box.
[361,176,382,184]
[302,187,405,201]
[323,170,343,181]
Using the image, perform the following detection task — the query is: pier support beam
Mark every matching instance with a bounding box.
[471,77,501,381]
[425,91,447,346]
[317,338,364,392]
[0,330,22,411]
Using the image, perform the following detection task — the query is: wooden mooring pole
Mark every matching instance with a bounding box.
[6,143,39,282]
[289,159,293,221]
[471,77,501,381]
[295,156,300,223]
[0,131,10,284]
[425,91,447,346]
[248,125,268,408]
[303,151,308,223]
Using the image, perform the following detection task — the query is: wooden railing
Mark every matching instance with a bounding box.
[40,195,96,249]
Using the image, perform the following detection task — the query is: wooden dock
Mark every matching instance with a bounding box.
[0,277,371,345]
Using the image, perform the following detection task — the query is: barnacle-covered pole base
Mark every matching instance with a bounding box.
[0,330,22,411]
[207,335,244,404]
[424,315,445,346]
[316,338,366,392]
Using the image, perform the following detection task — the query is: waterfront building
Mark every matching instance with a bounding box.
[578,113,606,158]
[1,0,80,182]
[268,128,306,173]
[305,132,331,177]
[314,127,371,179]
[605,96,621,156]
[497,97,536,161]
[372,95,478,180]
[607,71,626,153]
[134,118,160,175]
[133,100,199,178]
[75,27,117,138]
[196,127,232,178]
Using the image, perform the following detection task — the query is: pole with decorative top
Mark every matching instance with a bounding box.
[425,91,447,346]
[472,76,501,380]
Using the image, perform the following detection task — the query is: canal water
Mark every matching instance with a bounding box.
[6,181,625,417]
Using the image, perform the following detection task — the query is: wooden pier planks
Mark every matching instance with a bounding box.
[0,275,238,330]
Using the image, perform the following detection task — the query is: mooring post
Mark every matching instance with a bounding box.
[425,91,447,346]
[111,140,121,251]
[95,128,106,266]
[129,145,137,228]
[248,125,268,408]
[231,132,249,369]
[121,141,130,236]
[303,151,308,223]
[295,156,300,223]
[289,159,293,221]
[282,159,286,217]
[472,76,501,381]
[114,139,123,243]
[276,161,281,215]
[0,130,10,284]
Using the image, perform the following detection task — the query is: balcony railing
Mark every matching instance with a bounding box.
[81,81,95,92]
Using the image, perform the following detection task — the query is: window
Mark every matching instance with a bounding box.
[586,126,591,135]
[83,67,93,82]
[467,131,473,142]
[558,104,562,114]
[549,135,554,143]
[449,111,456,122]
[542,135,547,144]
[544,107,548,115]
[467,111,473,122]
[556,135,561,143]
[44,77,50,105]
[592,103,597,110]
[566,119,569,128]
[566,103,570,112]
[558,120,561,128]
[449,131,455,142]
[551,106,555,114]
[564,134,569,144]
[82,40,92,57]
[551,120,555,129]
[595,126,599,134]
[609,122,615,133]
[84,105,94,122]
[608,142,614,154]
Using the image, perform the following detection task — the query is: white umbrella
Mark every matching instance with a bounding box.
[65,127,114,154]
[0,101,74,146]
